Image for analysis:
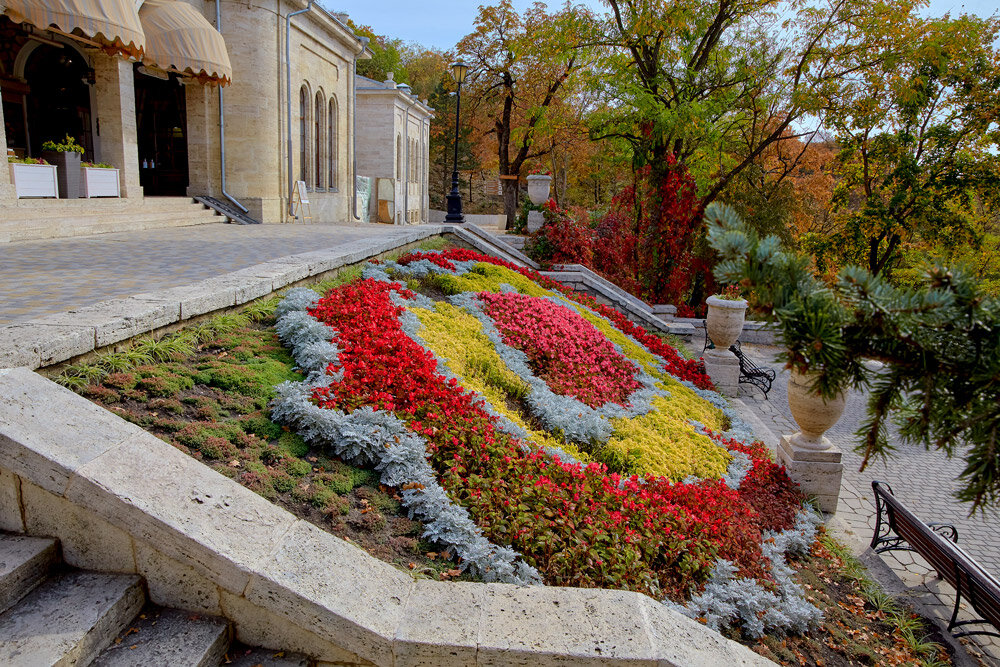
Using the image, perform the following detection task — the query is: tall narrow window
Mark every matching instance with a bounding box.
[315,92,323,190]
[396,135,402,180]
[299,85,308,184]
[328,97,338,191]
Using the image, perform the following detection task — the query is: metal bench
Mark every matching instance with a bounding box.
[704,338,776,398]
[871,480,1000,639]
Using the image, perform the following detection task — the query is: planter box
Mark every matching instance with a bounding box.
[41,150,82,199]
[9,162,59,198]
[81,167,120,198]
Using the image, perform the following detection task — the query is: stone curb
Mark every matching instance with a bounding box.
[0,367,774,667]
[0,226,447,370]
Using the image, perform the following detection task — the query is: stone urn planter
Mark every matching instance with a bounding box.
[705,295,748,349]
[786,369,846,450]
[526,174,552,206]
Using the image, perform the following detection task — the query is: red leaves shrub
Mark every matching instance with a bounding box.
[303,276,805,601]
[397,251,457,271]
[524,200,594,267]
[479,291,642,407]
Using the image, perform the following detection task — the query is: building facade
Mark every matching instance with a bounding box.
[356,74,432,225]
[0,0,432,227]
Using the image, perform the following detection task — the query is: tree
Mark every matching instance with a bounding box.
[708,202,1000,513]
[826,14,1000,277]
[457,0,595,223]
[593,0,922,203]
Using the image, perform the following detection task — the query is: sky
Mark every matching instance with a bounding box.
[326,0,997,51]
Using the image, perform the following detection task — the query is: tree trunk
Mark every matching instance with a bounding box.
[503,179,519,230]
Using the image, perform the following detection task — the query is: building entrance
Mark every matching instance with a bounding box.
[135,65,188,197]
[10,41,94,160]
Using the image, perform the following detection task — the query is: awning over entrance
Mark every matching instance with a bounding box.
[2,0,144,59]
[138,0,232,86]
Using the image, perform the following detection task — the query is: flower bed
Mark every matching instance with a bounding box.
[271,248,826,637]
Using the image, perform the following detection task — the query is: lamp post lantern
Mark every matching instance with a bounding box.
[445,61,469,223]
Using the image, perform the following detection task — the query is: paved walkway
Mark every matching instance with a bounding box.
[735,342,1000,665]
[0,223,418,325]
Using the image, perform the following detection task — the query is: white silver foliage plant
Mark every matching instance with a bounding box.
[269,289,542,586]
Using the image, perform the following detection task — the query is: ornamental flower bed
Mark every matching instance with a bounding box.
[270,248,825,638]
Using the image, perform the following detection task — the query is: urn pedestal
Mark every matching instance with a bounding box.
[777,370,847,514]
[703,296,747,397]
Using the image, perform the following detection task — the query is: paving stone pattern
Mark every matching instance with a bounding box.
[735,342,1000,664]
[0,223,416,325]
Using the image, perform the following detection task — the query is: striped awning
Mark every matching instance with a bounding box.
[2,0,144,59]
[138,0,232,85]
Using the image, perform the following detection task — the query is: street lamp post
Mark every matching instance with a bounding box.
[445,61,469,223]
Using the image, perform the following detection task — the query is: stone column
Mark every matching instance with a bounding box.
[92,53,141,199]
[777,371,847,514]
[185,83,220,198]
[778,437,843,515]
[0,100,15,200]
[703,348,740,397]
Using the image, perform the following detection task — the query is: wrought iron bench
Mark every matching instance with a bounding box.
[701,339,776,398]
[730,341,776,398]
[870,480,1000,639]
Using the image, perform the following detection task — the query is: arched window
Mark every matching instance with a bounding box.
[328,97,338,191]
[299,85,308,184]
[314,91,324,190]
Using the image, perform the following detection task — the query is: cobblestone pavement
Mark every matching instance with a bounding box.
[734,342,1000,664]
[0,223,418,325]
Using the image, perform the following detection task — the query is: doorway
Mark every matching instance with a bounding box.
[21,43,94,160]
[134,65,188,196]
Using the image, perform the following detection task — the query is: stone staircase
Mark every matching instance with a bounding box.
[0,197,225,243]
[0,533,308,667]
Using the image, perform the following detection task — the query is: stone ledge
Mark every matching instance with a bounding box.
[0,367,773,666]
[0,227,445,371]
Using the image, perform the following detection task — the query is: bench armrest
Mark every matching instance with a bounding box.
[929,523,959,543]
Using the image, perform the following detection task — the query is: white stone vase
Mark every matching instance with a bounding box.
[786,369,846,451]
[705,295,747,350]
[526,174,552,205]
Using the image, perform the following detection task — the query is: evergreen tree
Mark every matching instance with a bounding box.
[706,202,1000,513]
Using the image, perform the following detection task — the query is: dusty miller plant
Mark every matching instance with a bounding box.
[706,202,1000,512]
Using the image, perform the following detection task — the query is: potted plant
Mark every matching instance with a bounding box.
[7,156,58,198]
[526,169,552,206]
[706,201,1000,510]
[705,283,748,351]
[41,134,85,199]
[80,161,120,198]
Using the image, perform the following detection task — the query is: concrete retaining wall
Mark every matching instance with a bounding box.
[429,211,507,228]
[672,317,780,345]
[0,225,776,665]
[0,367,772,666]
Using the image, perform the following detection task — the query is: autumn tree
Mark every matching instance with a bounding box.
[593,0,923,203]
[457,0,596,224]
[824,14,1000,277]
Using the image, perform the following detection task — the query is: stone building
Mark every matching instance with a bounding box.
[356,74,432,225]
[0,0,432,236]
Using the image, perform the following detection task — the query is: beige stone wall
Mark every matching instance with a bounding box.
[356,81,432,225]
[92,54,142,200]
[180,0,361,224]
[0,99,13,200]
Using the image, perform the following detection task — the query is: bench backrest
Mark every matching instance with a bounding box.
[873,482,1000,630]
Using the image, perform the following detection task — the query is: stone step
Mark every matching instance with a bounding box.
[91,607,229,667]
[3,198,212,220]
[0,534,58,615]
[4,208,220,229]
[0,209,223,243]
[0,571,144,666]
[224,647,312,667]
